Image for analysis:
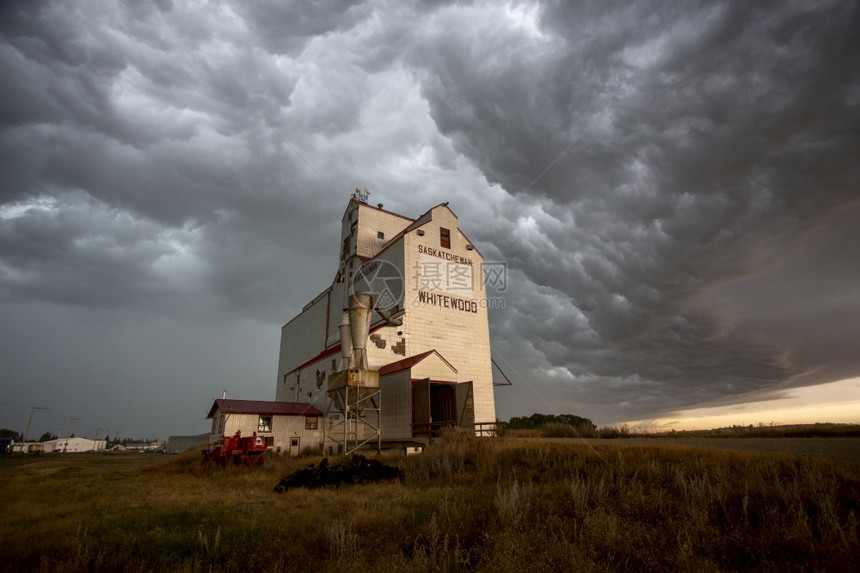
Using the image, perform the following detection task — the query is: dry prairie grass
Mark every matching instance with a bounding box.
[0,437,857,572]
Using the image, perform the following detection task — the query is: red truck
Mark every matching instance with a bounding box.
[201,431,268,466]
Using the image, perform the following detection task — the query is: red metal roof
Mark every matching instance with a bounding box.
[377,349,457,377]
[207,399,323,419]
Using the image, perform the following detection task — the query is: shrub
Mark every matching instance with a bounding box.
[541,422,597,438]
[598,424,632,438]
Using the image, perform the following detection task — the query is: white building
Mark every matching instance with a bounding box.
[277,195,498,442]
[42,437,106,453]
[9,442,44,454]
[206,399,323,456]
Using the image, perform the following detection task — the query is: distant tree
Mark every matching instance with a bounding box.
[0,428,22,441]
[506,413,596,431]
[37,432,56,442]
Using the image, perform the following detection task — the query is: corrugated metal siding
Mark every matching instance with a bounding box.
[380,370,412,440]
[326,281,348,347]
[278,291,330,390]
[167,433,219,454]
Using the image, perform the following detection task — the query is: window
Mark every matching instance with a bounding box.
[331,359,337,371]
[305,416,319,430]
[258,416,272,433]
[377,231,384,239]
[440,227,451,249]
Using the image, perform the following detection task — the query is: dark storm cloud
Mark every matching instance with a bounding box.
[235,0,367,56]
[401,0,860,419]
[0,1,344,318]
[0,1,858,436]
[0,1,356,435]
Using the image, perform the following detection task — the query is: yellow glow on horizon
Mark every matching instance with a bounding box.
[625,377,860,431]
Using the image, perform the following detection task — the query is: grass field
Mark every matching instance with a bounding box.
[517,436,860,464]
[1,436,857,572]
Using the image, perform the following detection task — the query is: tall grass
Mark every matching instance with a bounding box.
[1,438,857,572]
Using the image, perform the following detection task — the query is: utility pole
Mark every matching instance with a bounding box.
[22,406,48,443]
[94,428,108,452]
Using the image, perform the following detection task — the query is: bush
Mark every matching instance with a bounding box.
[541,422,598,439]
[598,424,632,438]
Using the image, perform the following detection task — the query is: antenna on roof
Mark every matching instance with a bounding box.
[353,187,371,204]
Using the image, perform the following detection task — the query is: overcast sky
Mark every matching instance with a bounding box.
[1,1,858,440]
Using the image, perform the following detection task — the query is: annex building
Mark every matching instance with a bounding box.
[276,192,498,445]
[205,398,323,456]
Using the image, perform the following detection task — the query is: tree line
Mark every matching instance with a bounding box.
[505,413,596,431]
